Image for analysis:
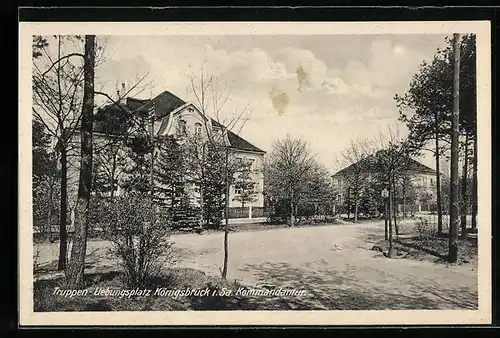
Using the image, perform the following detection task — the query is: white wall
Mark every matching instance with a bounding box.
[163,105,210,139]
[228,150,265,208]
[78,103,266,214]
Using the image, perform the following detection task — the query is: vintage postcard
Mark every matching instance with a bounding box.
[19,20,491,326]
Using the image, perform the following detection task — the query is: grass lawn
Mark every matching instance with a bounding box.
[34,268,253,311]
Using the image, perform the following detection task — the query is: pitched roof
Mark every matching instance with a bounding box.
[211,119,266,154]
[93,101,131,135]
[93,91,185,134]
[132,91,186,118]
[93,90,265,154]
[332,156,436,178]
[405,158,437,175]
[227,130,266,154]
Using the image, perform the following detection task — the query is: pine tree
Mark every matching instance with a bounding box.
[233,162,257,207]
[153,136,185,207]
[171,191,200,229]
[122,134,153,194]
[201,145,226,228]
[396,34,477,235]
[359,185,379,218]
[154,135,200,229]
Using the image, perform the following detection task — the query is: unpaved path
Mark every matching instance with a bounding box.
[35,222,478,310]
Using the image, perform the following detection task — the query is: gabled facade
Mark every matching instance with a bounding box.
[67,90,266,222]
[331,156,439,214]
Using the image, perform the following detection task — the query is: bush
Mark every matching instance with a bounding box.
[92,193,175,288]
[414,217,437,240]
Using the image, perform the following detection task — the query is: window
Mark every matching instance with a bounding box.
[195,122,202,136]
[235,185,243,195]
[247,158,255,170]
[430,178,434,186]
[212,127,222,141]
[187,107,194,113]
[337,194,342,203]
[177,119,187,135]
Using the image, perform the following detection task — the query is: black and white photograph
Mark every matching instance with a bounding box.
[19,21,491,326]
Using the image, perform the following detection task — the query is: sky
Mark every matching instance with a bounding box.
[93,34,450,173]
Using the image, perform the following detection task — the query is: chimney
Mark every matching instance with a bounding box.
[116,89,120,102]
[120,82,126,103]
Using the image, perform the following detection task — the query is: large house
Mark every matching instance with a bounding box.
[66,87,266,224]
[331,156,438,215]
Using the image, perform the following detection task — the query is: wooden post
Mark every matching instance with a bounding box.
[388,177,393,258]
[435,118,443,235]
[222,146,230,279]
[384,198,388,240]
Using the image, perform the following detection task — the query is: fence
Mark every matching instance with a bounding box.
[228,207,250,219]
[228,206,270,219]
[251,207,267,218]
[397,203,438,214]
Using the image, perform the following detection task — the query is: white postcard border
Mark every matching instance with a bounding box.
[19,20,492,326]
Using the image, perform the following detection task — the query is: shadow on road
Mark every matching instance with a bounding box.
[233,261,477,310]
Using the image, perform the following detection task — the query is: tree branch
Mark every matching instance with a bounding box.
[41,53,85,78]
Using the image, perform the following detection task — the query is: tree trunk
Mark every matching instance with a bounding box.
[392,174,399,236]
[110,154,117,198]
[384,199,388,240]
[149,115,155,197]
[460,135,469,239]
[471,132,477,230]
[354,198,358,224]
[221,149,230,279]
[448,33,461,264]
[402,179,406,218]
[56,35,68,270]
[199,184,205,227]
[435,133,443,235]
[46,177,54,242]
[57,145,68,271]
[346,188,350,220]
[290,188,295,227]
[200,147,206,227]
[66,35,95,287]
[388,175,393,258]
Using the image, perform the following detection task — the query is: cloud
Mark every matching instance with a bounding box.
[198,45,289,87]
[342,40,430,90]
[95,35,440,170]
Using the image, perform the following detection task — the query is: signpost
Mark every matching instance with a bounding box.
[381,188,389,240]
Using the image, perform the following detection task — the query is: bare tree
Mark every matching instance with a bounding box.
[32,35,87,271]
[186,63,252,279]
[91,73,154,198]
[264,135,316,227]
[32,35,139,271]
[334,138,374,223]
[182,133,211,226]
[92,134,129,198]
[66,35,96,287]
[373,127,414,258]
